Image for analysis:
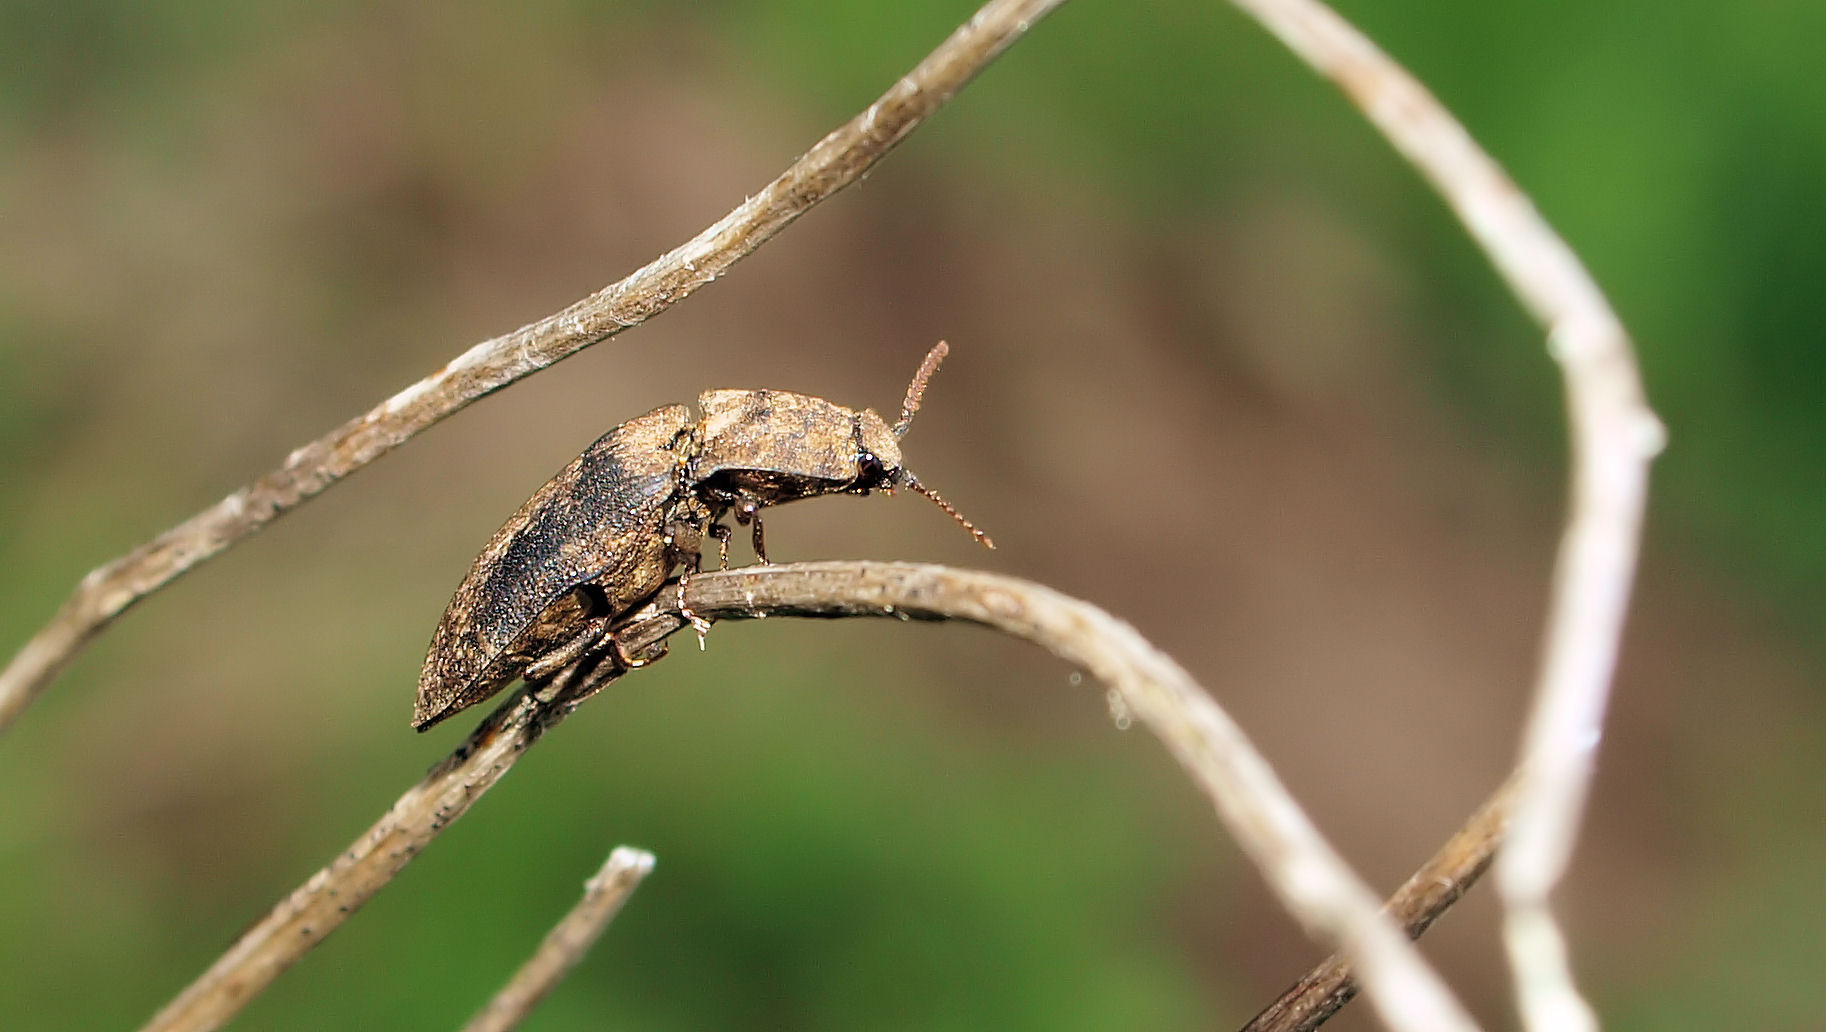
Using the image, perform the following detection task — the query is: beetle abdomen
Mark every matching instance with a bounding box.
[413,404,693,729]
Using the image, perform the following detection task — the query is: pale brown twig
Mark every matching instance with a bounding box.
[1238,775,1521,1032]
[0,0,1068,738]
[136,561,1460,1032]
[459,846,656,1032]
[662,563,1476,1032]
[135,649,626,1032]
[1220,3,1663,1028]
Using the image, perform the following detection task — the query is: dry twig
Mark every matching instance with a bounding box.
[459,846,656,1032]
[137,561,1468,1032]
[0,0,1067,737]
[1239,775,1520,1032]
[669,562,1479,1032]
[1220,2,1662,1028]
[136,656,619,1032]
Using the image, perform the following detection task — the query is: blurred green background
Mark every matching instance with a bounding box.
[3,1,1822,1029]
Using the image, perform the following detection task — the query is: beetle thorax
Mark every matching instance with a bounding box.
[692,389,902,506]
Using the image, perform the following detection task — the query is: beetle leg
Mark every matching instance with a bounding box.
[612,634,669,669]
[674,569,713,649]
[749,514,769,564]
[707,521,733,571]
[728,494,769,564]
[522,614,612,684]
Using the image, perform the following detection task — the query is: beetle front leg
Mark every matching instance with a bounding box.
[749,514,768,564]
[731,496,769,563]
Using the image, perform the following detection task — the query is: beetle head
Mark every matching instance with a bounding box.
[691,342,992,549]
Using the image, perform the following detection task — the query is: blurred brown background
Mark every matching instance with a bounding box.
[2,2,1821,1029]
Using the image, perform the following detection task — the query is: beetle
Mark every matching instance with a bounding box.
[412,342,990,731]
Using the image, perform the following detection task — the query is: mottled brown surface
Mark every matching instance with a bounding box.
[412,405,694,729]
[694,389,902,500]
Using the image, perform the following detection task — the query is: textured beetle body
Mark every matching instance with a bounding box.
[413,405,702,729]
[414,344,989,732]
[692,389,903,550]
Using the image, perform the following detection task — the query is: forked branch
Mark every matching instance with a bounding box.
[1220,3,1661,1028]
[1239,775,1520,1032]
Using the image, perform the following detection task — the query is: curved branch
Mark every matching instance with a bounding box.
[460,846,656,1032]
[1220,3,1663,1028]
[136,561,1469,1032]
[0,0,1067,737]
[668,563,1479,1032]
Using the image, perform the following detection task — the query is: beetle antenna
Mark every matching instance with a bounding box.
[894,340,949,437]
[902,473,994,549]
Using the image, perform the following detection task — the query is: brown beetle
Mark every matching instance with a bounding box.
[412,342,989,730]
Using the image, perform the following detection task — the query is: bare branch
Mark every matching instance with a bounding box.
[1218,2,1663,1027]
[459,846,656,1032]
[0,0,1068,738]
[136,653,616,1032]
[138,561,1469,1032]
[658,563,1481,1032]
[1239,775,1520,1032]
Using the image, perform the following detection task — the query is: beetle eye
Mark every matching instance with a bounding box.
[857,452,891,483]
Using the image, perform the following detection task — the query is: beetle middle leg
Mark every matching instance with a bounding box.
[706,521,734,571]
[731,496,769,563]
[700,486,771,564]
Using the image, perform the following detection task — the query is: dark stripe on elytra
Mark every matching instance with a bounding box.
[468,432,681,655]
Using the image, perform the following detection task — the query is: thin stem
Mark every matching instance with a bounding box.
[136,652,619,1032]
[137,561,1467,1032]
[0,0,1067,738]
[1218,2,1662,1028]
[459,846,656,1032]
[663,563,1479,1032]
[1238,776,1520,1032]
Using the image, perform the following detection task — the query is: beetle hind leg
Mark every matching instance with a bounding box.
[522,614,613,684]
